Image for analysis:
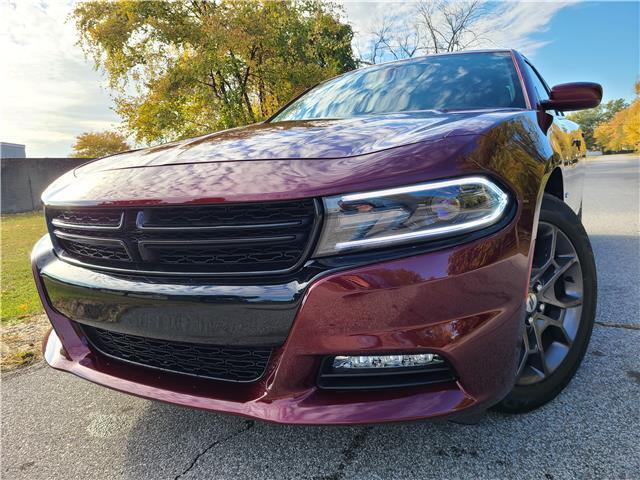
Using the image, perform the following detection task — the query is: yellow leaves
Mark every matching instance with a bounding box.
[70,131,131,158]
[72,0,357,145]
[623,101,640,151]
[594,107,629,151]
[594,94,640,152]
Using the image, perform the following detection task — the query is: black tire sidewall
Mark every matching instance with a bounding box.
[497,194,597,413]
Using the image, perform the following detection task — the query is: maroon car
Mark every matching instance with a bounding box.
[32,50,601,424]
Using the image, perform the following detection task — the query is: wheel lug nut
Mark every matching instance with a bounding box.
[528,317,534,325]
[535,284,542,292]
[538,303,545,312]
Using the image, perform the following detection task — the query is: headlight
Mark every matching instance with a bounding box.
[314,176,509,257]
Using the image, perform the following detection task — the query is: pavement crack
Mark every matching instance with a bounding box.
[317,426,371,480]
[595,321,640,331]
[174,419,255,479]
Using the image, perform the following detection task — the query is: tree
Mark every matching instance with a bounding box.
[71,131,131,158]
[567,99,628,150]
[592,81,640,152]
[416,0,488,53]
[72,0,356,145]
[594,109,632,152]
[622,81,640,151]
[362,0,489,63]
[623,100,640,151]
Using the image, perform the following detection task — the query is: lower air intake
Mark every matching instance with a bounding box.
[80,324,272,383]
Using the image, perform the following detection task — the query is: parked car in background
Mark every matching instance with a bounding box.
[33,50,602,424]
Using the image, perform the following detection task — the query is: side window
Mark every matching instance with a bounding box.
[523,61,550,104]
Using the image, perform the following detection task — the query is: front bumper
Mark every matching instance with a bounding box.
[33,223,529,425]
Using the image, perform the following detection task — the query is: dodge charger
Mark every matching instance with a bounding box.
[32,50,602,424]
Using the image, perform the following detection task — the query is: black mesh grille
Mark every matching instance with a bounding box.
[145,203,315,227]
[151,244,302,266]
[57,238,130,261]
[54,209,122,227]
[46,199,319,275]
[81,325,272,382]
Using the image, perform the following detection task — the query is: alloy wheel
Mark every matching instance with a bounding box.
[516,221,584,385]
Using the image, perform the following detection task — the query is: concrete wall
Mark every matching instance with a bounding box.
[1,158,92,213]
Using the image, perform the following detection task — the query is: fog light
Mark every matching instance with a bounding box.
[332,354,443,369]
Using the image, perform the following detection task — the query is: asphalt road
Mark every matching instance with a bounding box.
[3,154,639,480]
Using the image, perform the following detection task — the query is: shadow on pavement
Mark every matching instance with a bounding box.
[111,232,640,479]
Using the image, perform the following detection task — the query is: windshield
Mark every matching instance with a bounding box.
[272,52,525,122]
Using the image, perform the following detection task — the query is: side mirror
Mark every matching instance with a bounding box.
[540,82,602,112]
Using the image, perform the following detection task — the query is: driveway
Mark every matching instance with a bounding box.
[3,154,639,480]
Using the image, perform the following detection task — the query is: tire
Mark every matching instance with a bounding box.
[496,194,597,413]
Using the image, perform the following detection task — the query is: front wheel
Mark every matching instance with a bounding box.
[496,194,597,413]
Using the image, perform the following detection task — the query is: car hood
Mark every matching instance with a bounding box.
[76,109,521,173]
[44,110,526,206]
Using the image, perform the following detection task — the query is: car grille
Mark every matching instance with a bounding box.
[81,324,273,383]
[46,199,320,275]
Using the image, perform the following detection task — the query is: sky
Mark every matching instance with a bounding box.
[0,0,638,157]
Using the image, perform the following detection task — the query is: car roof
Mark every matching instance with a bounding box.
[363,49,517,69]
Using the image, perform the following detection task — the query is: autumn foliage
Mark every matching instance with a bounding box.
[593,81,640,152]
[71,131,131,158]
[72,0,356,145]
